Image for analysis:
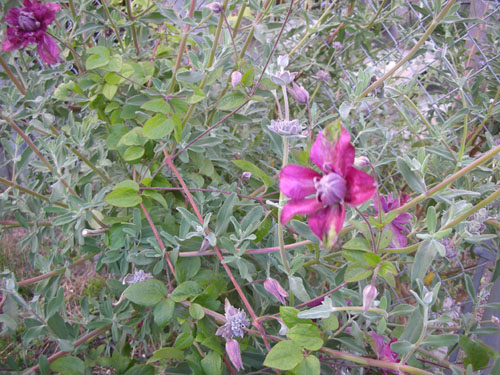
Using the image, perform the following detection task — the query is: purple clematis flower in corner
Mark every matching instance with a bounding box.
[374,193,411,248]
[279,125,376,244]
[2,0,61,64]
[369,332,400,374]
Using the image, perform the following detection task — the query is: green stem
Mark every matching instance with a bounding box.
[125,0,140,56]
[465,87,500,149]
[402,305,428,363]
[48,125,111,183]
[0,177,67,208]
[360,0,387,29]
[102,0,126,52]
[357,0,457,100]
[68,0,77,19]
[442,188,500,231]
[288,0,338,56]
[394,143,500,215]
[387,87,457,162]
[168,31,189,93]
[0,56,26,95]
[17,254,95,287]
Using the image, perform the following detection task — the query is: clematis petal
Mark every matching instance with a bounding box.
[280,164,321,199]
[40,3,62,26]
[37,33,59,64]
[310,128,355,175]
[393,212,411,226]
[344,167,376,206]
[389,223,408,248]
[1,34,22,52]
[281,198,323,225]
[307,204,345,241]
[5,8,21,26]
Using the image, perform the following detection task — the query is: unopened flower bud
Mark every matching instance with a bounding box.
[423,291,433,305]
[226,339,244,371]
[277,55,289,70]
[279,321,288,335]
[241,171,252,181]
[288,82,309,105]
[204,2,222,13]
[332,42,343,50]
[315,70,330,82]
[354,156,370,168]
[362,285,378,313]
[231,71,242,88]
[492,316,500,325]
[264,277,288,304]
[270,70,296,86]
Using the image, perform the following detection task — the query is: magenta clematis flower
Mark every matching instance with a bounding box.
[373,193,411,248]
[369,332,400,374]
[2,0,61,64]
[280,125,376,244]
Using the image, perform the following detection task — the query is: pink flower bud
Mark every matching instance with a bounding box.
[264,278,288,304]
[226,339,244,371]
[204,2,223,13]
[231,71,242,88]
[362,285,378,313]
[288,81,309,105]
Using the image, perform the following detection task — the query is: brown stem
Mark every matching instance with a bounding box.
[0,56,26,95]
[164,152,271,350]
[17,254,95,287]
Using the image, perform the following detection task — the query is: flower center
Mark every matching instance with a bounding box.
[18,11,40,32]
[315,172,346,206]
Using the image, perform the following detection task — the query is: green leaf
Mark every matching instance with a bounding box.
[344,263,372,282]
[200,351,222,375]
[322,314,339,331]
[50,357,85,375]
[364,253,381,267]
[215,193,237,235]
[147,347,184,363]
[104,188,142,207]
[218,92,247,111]
[174,332,194,349]
[186,87,206,104]
[102,83,118,100]
[459,336,490,370]
[143,114,174,139]
[123,146,145,161]
[263,341,303,370]
[292,355,320,375]
[280,306,309,328]
[171,113,183,143]
[233,160,273,189]
[343,237,370,251]
[171,281,202,302]
[287,324,323,350]
[411,239,437,283]
[105,55,122,72]
[123,364,154,375]
[380,261,397,276]
[153,299,175,328]
[142,190,168,210]
[141,99,171,114]
[189,303,205,320]
[85,46,110,70]
[119,128,145,146]
[123,279,168,306]
[288,275,310,302]
[397,157,426,194]
[176,70,203,83]
[422,334,458,347]
[426,206,437,234]
[114,180,139,191]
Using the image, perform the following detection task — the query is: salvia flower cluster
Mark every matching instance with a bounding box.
[216,299,250,371]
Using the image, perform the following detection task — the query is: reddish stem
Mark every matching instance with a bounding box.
[163,151,271,350]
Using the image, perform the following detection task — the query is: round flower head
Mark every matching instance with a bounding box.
[2,0,61,64]
[280,124,376,245]
[216,299,250,340]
